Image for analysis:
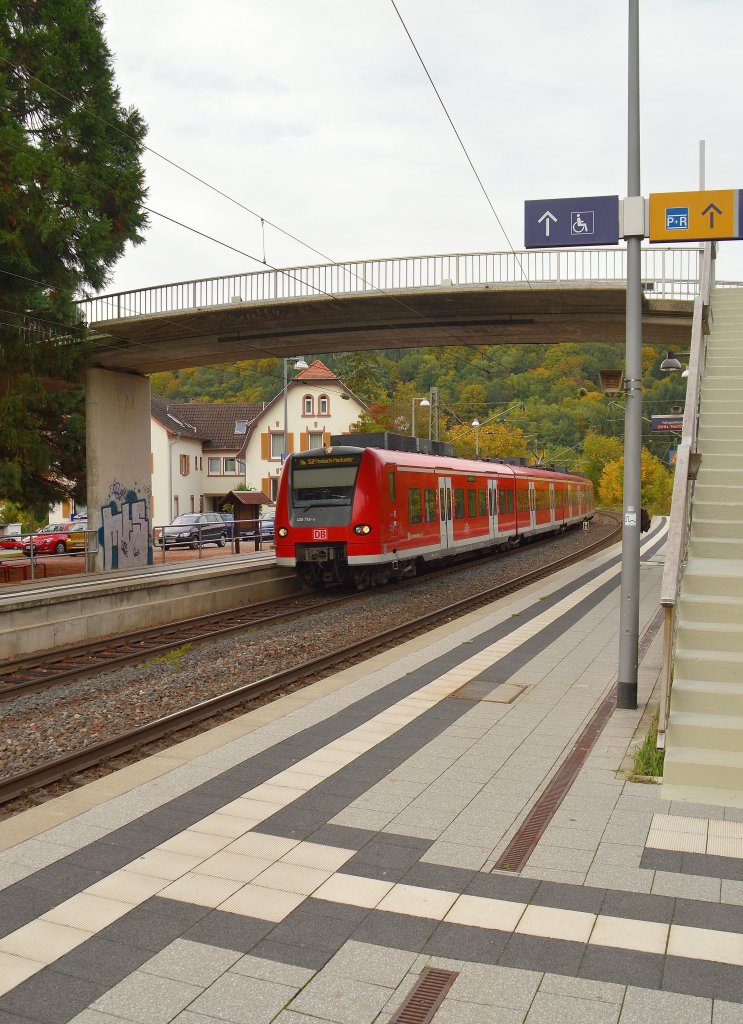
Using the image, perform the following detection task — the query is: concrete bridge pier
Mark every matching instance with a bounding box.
[86,367,153,571]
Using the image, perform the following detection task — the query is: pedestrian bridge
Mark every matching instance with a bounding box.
[83,247,705,375]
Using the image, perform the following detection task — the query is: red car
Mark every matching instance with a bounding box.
[22,523,79,556]
[0,534,23,550]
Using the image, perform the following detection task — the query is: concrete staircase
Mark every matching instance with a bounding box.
[662,287,743,807]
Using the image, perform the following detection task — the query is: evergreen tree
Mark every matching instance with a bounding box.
[0,0,147,507]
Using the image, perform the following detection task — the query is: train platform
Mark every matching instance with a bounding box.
[2,519,743,1024]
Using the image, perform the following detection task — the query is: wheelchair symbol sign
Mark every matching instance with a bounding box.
[571,210,595,236]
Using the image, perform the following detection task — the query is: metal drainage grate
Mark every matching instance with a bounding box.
[493,607,665,873]
[387,968,459,1024]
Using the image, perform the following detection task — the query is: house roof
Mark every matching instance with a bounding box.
[223,489,273,507]
[294,359,338,381]
[151,396,264,450]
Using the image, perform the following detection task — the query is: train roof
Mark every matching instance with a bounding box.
[294,445,590,484]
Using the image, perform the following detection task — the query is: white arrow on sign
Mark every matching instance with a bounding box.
[537,210,557,238]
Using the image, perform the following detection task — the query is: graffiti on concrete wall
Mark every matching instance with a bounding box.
[100,486,152,569]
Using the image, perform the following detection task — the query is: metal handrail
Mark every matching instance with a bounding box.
[657,241,715,748]
[79,247,717,325]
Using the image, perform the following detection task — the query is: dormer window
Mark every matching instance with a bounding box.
[319,394,329,415]
[303,395,314,416]
[235,420,247,434]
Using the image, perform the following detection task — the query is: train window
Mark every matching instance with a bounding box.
[454,488,465,519]
[408,488,422,524]
[439,487,446,521]
[467,489,477,517]
[517,488,530,513]
[446,487,452,520]
[290,452,361,507]
[388,472,396,500]
[498,488,506,515]
[424,488,437,522]
[478,490,487,517]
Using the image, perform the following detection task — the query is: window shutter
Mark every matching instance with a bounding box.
[300,433,309,452]
[287,432,295,454]
[261,432,270,459]
[323,430,331,444]
[261,476,271,496]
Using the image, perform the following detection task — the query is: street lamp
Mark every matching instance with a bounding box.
[283,356,308,462]
[660,351,690,374]
[411,396,430,438]
[471,419,480,457]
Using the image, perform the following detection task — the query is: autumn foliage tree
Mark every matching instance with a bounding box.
[0,0,148,510]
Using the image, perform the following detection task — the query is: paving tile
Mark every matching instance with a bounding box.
[590,914,669,955]
[141,937,242,986]
[89,969,202,1023]
[290,971,393,1024]
[0,918,93,964]
[194,851,275,883]
[313,872,393,908]
[430,997,527,1023]
[668,924,743,966]
[249,938,333,972]
[188,972,298,1023]
[323,940,417,988]
[448,962,542,1008]
[499,934,585,976]
[159,872,245,908]
[579,946,663,990]
[219,884,306,922]
[599,889,675,924]
[424,921,509,965]
[40,892,133,932]
[230,953,316,988]
[0,950,44,997]
[618,984,713,1023]
[674,898,743,935]
[651,872,722,902]
[538,973,624,1003]
[353,909,438,952]
[84,869,167,905]
[0,968,106,1024]
[516,903,595,943]
[251,861,332,896]
[377,882,458,920]
[713,1000,743,1022]
[281,842,355,873]
[54,936,152,987]
[524,992,620,1024]
[98,900,213,953]
[158,831,233,859]
[445,894,525,932]
[533,880,605,915]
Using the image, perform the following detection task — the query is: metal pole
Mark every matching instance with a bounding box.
[411,397,416,438]
[282,357,288,461]
[617,0,642,710]
[699,139,705,190]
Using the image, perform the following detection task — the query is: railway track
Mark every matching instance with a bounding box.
[0,513,621,808]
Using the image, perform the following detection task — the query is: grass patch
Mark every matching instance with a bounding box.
[152,643,192,667]
[631,708,665,779]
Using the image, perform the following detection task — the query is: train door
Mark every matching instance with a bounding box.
[529,480,536,532]
[488,480,498,540]
[549,482,555,526]
[386,466,401,546]
[439,476,454,549]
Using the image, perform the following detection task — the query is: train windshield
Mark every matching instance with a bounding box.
[290,453,362,508]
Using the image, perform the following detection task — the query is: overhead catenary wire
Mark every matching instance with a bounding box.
[387,0,531,288]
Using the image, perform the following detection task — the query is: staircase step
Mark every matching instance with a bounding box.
[692,500,743,523]
[693,454,743,470]
[675,618,743,652]
[688,538,743,559]
[666,711,743,753]
[673,648,743,685]
[691,518,743,539]
[678,592,743,624]
[662,745,743,796]
[693,483,743,503]
[682,557,743,597]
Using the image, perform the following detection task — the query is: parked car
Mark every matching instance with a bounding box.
[158,513,227,549]
[0,534,23,550]
[219,512,235,539]
[258,510,275,539]
[22,522,80,556]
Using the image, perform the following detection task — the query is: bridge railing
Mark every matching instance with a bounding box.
[81,247,706,324]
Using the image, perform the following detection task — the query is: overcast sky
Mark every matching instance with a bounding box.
[97,0,743,298]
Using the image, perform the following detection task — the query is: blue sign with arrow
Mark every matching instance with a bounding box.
[524,195,619,249]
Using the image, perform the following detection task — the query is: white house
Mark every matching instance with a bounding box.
[150,360,366,524]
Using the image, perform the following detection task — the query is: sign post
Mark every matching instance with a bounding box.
[524,196,619,249]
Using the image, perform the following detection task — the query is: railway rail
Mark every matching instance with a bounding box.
[0,512,620,808]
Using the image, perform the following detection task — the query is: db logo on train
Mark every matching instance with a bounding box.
[313,529,329,540]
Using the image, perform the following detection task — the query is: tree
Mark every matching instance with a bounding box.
[598,447,674,514]
[0,0,148,508]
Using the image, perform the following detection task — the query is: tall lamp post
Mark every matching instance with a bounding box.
[283,356,308,462]
[471,419,480,458]
[411,396,430,438]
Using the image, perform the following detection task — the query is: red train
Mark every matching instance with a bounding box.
[274,442,594,589]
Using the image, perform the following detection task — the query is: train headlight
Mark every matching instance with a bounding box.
[277,527,289,538]
[353,524,372,535]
